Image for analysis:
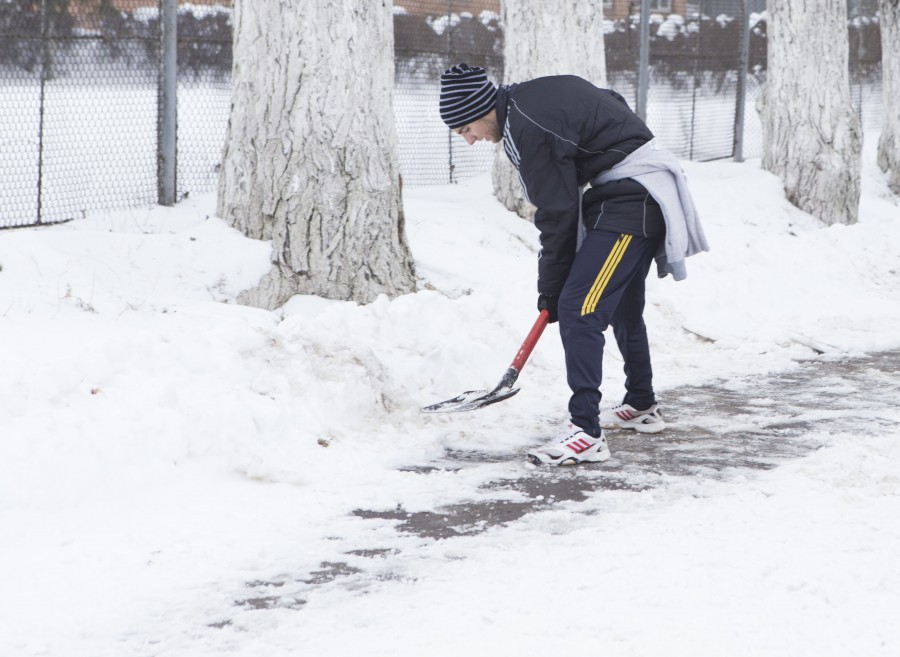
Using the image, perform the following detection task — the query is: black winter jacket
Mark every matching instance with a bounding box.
[496,75,665,296]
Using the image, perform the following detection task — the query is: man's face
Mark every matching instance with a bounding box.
[454,110,501,145]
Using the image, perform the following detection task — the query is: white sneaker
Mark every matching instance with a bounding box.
[601,403,666,433]
[527,422,611,466]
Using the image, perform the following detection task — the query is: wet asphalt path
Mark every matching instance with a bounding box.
[229,351,900,618]
[356,351,900,539]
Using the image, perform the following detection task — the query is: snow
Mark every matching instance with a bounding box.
[1,134,900,656]
[427,13,461,36]
[133,3,231,22]
[657,14,685,40]
[479,10,501,29]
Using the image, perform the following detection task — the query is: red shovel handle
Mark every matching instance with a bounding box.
[509,309,550,373]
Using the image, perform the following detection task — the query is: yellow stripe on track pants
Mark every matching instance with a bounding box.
[581,233,632,316]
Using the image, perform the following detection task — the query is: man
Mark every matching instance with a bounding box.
[440,63,708,466]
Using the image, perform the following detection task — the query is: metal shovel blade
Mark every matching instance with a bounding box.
[420,311,549,414]
[420,385,520,414]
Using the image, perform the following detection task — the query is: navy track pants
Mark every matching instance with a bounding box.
[558,229,660,437]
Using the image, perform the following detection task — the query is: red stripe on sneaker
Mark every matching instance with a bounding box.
[617,409,634,420]
[566,437,594,454]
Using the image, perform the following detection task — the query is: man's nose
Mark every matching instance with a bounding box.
[464,133,476,145]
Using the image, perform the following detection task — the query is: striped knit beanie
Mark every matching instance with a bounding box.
[439,63,498,129]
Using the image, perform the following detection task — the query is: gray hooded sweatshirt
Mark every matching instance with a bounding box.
[591,139,710,280]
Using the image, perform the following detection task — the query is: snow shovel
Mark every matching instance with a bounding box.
[421,310,550,413]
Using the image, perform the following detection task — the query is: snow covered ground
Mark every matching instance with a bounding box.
[1,136,899,656]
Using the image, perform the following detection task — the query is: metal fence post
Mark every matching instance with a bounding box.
[36,0,50,224]
[158,0,177,206]
[446,0,455,184]
[636,0,650,121]
[733,0,750,162]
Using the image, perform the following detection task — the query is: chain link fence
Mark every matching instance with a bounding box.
[394,1,503,186]
[0,0,232,229]
[0,1,886,229]
[172,2,231,198]
[607,1,764,162]
[1,0,161,228]
[848,8,884,132]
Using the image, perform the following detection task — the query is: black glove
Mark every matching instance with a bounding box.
[537,294,559,324]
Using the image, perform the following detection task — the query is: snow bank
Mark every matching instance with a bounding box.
[1,135,899,657]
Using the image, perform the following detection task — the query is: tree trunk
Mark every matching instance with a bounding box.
[877,0,900,194]
[217,0,416,309]
[494,0,608,220]
[762,0,862,225]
